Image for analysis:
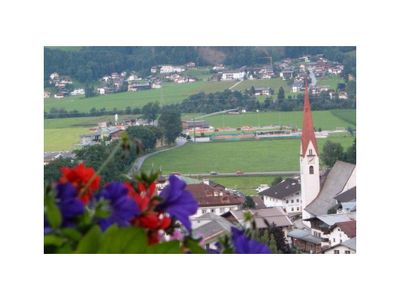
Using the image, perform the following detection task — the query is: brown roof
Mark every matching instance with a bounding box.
[259,178,300,199]
[335,220,356,238]
[252,196,266,209]
[186,183,245,207]
[251,207,293,228]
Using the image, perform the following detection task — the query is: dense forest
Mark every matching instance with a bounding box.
[44,46,356,85]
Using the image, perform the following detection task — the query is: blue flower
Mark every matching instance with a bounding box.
[56,183,85,221]
[157,175,198,231]
[98,182,140,231]
[231,227,272,254]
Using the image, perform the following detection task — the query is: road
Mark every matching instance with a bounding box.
[128,137,187,176]
[181,171,300,177]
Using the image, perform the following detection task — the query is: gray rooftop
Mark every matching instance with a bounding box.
[192,214,236,241]
[316,213,354,226]
[305,161,356,217]
[252,207,293,228]
[288,228,322,244]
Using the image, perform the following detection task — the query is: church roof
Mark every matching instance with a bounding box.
[301,79,318,157]
[305,161,356,217]
[258,178,300,199]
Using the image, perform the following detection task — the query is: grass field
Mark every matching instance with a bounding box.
[330,109,356,126]
[203,110,356,130]
[316,75,345,89]
[44,81,233,113]
[232,78,293,99]
[44,114,138,151]
[210,176,283,196]
[142,135,354,174]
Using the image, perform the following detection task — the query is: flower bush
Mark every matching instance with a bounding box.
[44,143,272,254]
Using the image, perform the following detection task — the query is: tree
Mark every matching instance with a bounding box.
[142,102,160,123]
[243,196,255,209]
[277,87,285,101]
[44,158,75,184]
[126,126,158,152]
[344,138,356,164]
[321,140,344,167]
[84,85,96,98]
[271,176,283,186]
[158,107,182,145]
[269,224,291,253]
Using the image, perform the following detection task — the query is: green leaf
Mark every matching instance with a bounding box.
[44,235,65,247]
[146,240,182,254]
[99,225,148,254]
[75,225,102,253]
[44,192,62,229]
[185,238,206,254]
[61,228,82,241]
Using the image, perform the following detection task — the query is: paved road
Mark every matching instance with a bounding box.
[128,137,187,175]
[181,171,300,177]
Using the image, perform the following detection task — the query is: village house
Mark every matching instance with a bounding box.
[192,213,237,251]
[327,220,356,247]
[54,93,64,99]
[70,88,85,96]
[97,87,106,95]
[338,91,349,100]
[323,237,356,254]
[292,80,303,93]
[186,182,245,218]
[258,178,302,215]
[212,64,225,71]
[220,71,245,81]
[186,62,196,68]
[160,65,185,74]
[254,87,272,96]
[288,228,323,253]
[280,69,294,80]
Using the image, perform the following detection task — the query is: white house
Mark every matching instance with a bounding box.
[186,182,245,218]
[97,87,106,95]
[258,178,302,214]
[221,71,245,81]
[323,237,356,254]
[160,65,185,74]
[328,220,356,247]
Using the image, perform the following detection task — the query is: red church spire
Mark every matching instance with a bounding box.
[301,77,318,157]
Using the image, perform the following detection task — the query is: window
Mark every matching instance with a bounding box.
[334,250,340,254]
[291,207,294,212]
[291,200,294,203]
[211,209,215,213]
[286,200,289,204]
[309,166,314,174]
[297,207,300,211]
[345,250,351,254]
[202,209,206,214]
[296,199,299,202]
[309,149,312,155]
[333,238,336,243]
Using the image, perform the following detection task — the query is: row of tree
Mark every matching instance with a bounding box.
[44,46,356,85]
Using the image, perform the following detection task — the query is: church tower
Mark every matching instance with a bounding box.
[300,78,320,221]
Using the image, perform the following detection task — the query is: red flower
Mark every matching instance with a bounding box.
[59,163,100,204]
[125,181,156,211]
[125,181,172,244]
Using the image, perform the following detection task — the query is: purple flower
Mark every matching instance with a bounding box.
[157,175,198,231]
[98,182,140,231]
[56,183,85,220]
[231,227,272,254]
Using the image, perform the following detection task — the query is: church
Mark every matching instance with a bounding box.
[288,78,357,253]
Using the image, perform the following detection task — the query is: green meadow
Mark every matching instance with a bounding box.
[142,135,354,174]
[203,110,356,130]
[44,81,233,113]
[210,176,283,196]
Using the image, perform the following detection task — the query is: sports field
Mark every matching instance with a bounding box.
[142,135,354,174]
[202,110,356,130]
[44,81,233,113]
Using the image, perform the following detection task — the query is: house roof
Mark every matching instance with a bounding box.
[335,187,356,203]
[305,161,356,217]
[301,79,319,157]
[251,207,293,228]
[323,237,356,253]
[335,220,356,238]
[288,228,322,244]
[316,213,354,226]
[252,196,267,209]
[258,178,300,199]
[192,213,236,241]
[186,183,245,207]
